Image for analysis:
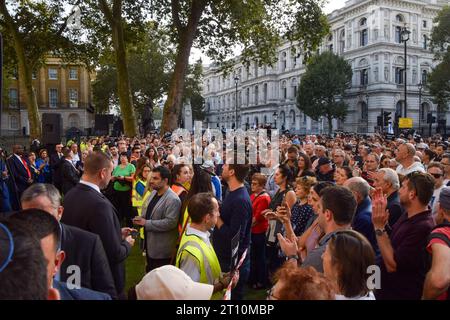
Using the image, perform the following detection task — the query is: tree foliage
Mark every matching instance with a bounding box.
[297,51,352,135]
[154,0,330,134]
[428,5,450,109]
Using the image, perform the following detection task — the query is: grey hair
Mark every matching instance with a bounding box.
[20,183,61,208]
[345,177,370,199]
[378,168,400,190]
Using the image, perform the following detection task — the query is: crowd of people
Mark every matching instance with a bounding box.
[0,131,449,300]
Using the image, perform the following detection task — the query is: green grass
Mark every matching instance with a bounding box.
[125,244,267,300]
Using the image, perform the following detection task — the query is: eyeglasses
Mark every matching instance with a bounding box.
[429,173,443,179]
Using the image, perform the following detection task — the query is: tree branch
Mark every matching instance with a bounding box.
[171,0,183,34]
[99,0,114,26]
[56,0,83,36]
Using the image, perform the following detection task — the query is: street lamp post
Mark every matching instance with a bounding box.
[234,76,239,129]
[273,111,278,129]
[400,26,411,118]
[418,82,423,135]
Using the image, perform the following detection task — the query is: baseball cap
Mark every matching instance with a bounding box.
[438,187,450,211]
[135,265,213,300]
[318,157,331,167]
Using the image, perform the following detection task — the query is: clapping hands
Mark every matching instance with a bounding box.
[371,188,389,229]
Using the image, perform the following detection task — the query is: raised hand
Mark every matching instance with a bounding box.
[371,188,389,229]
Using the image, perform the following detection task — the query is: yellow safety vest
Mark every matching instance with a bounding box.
[176,231,223,300]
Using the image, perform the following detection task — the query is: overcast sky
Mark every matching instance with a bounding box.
[191,0,348,64]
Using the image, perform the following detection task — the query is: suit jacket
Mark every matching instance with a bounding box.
[352,196,380,257]
[50,153,63,187]
[60,160,80,195]
[61,183,131,295]
[53,280,111,300]
[140,187,181,259]
[60,223,117,299]
[6,155,31,194]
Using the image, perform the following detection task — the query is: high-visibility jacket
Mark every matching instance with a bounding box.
[171,183,187,197]
[176,231,223,300]
[178,207,190,236]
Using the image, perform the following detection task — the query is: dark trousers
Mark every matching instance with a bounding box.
[250,232,267,287]
[266,245,283,285]
[113,189,133,227]
[146,257,172,273]
[231,252,250,300]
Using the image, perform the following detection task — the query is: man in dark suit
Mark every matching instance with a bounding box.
[7,144,33,210]
[60,147,80,195]
[20,183,117,299]
[50,143,64,192]
[61,151,135,298]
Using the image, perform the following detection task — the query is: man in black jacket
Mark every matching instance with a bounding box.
[61,151,135,298]
[50,143,64,192]
[20,183,117,299]
[60,147,80,195]
[6,144,33,210]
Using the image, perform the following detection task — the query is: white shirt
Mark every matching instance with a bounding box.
[335,291,376,300]
[72,153,80,165]
[79,180,101,194]
[396,162,425,176]
[430,185,444,217]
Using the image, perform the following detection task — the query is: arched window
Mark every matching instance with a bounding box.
[290,110,296,125]
[422,70,428,84]
[281,81,287,99]
[396,14,404,23]
[291,78,298,98]
[360,28,368,46]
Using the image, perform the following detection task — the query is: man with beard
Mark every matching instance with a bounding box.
[372,172,435,300]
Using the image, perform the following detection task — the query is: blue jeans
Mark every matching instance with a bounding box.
[250,233,267,287]
[231,249,250,300]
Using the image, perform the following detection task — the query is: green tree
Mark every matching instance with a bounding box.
[80,0,152,137]
[428,5,450,110]
[0,0,84,139]
[154,0,329,134]
[296,51,352,135]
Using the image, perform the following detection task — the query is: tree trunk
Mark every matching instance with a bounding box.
[14,35,41,140]
[327,115,333,136]
[111,21,137,137]
[161,2,205,135]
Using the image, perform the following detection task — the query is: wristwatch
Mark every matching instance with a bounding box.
[375,228,387,236]
[287,254,299,261]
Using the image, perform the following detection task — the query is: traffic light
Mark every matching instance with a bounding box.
[383,111,391,126]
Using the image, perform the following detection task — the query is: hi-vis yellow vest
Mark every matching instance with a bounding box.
[132,178,147,210]
[176,231,223,300]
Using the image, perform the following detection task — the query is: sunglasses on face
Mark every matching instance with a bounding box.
[429,173,443,179]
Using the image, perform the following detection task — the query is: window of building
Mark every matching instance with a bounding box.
[292,78,298,99]
[329,44,333,52]
[246,88,250,105]
[421,70,428,84]
[360,29,368,46]
[360,18,367,26]
[290,110,295,125]
[423,35,428,49]
[282,52,287,71]
[49,88,58,108]
[281,81,287,99]
[69,68,78,80]
[48,68,58,80]
[69,88,78,108]
[255,85,259,105]
[395,67,404,84]
[360,69,369,86]
[422,20,427,28]
[395,26,402,44]
[9,88,18,108]
[360,102,368,121]
[10,116,19,130]
[396,14,404,23]
[263,83,268,103]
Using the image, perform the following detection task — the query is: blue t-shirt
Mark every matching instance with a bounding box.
[212,186,252,272]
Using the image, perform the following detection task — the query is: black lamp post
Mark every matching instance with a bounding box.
[418,82,423,134]
[234,76,239,129]
[273,111,277,129]
[400,26,411,118]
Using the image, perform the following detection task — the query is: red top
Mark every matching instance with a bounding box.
[250,192,271,234]
[426,226,450,300]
